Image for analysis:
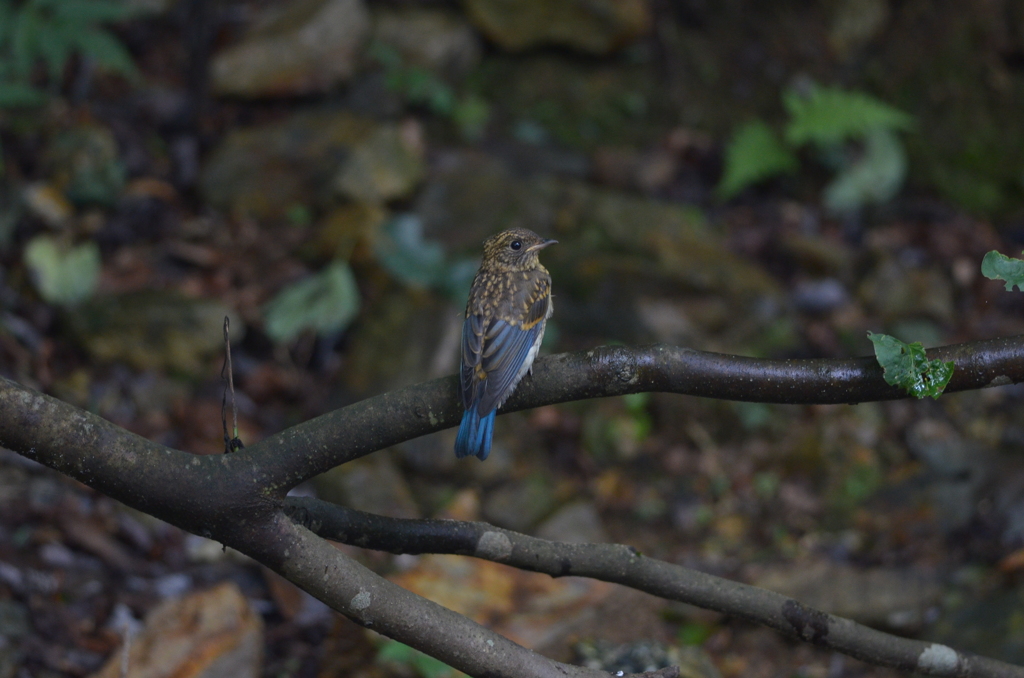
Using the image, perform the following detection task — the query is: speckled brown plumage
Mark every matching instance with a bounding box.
[455,228,556,460]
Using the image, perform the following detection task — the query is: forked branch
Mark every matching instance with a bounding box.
[1,336,1023,678]
[285,497,1022,678]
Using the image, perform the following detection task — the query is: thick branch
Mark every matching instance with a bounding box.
[245,336,1024,491]
[4,335,1024,677]
[285,498,1023,678]
[252,512,678,678]
[0,376,677,678]
[0,377,279,537]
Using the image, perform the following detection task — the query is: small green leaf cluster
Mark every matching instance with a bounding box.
[369,41,489,141]
[374,213,478,302]
[718,84,914,214]
[867,331,953,399]
[0,0,141,174]
[0,0,138,102]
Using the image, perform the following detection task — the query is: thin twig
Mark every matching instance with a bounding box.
[221,316,242,453]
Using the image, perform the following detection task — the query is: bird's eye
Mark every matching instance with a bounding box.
[510,240,522,251]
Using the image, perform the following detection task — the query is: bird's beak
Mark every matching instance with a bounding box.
[527,239,558,252]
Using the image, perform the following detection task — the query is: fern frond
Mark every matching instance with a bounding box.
[784,85,914,147]
[718,120,799,199]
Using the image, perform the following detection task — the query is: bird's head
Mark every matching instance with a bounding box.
[481,228,557,270]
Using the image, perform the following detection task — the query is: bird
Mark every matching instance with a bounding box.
[455,227,557,460]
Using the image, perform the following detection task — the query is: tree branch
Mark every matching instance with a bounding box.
[0,376,677,678]
[244,336,1024,492]
[255,512,679,678]
[285,497,1024,678]
[3,335,1024,677]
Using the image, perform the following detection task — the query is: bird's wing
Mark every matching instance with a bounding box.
[460,312,485,410]
[461,284,550,414]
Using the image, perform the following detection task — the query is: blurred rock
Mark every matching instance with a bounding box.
[575,639,720,678]
[907,419,973,477]
[415,151,783,349]
[636,298,695,344]
[907,418,989,532]
[415,151,553,249]
[417,152,778,298]
[464,0,650,54]
[592,146,678,193]
[154,573,193,598]
[791,278,849,314]
[858,257,954,324]
[343,287,461,394]
[829,0,890,59]
[67,291,242,377]
[313,450,419,519]
[211,0,370,97]
[334,123,426,204]
[313,202,388,260]
[89,582,263,678]
[372,8,481,75]
[389,554,614,650]
[780,230,853,276]
[565,188,779,298]
[483,477,555,532]
[535,501,609,543]
[200,109,375,219]
[483,54,665,151]
[754,560,941,630]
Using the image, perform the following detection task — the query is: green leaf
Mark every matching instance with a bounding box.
[981,250,1024,291]
[23,236,101,307]
[717,120,799,199]
[263,260,360,343]
[0,2,13,51]
[867,331,954,399]
[12,9,42,78]
[376,641,457,678]
[52,0,133,23]
[73,27,139,79]
[784,85,914,147]
[678,621,715,646]
[823,127,907,214]
[36,23,71,81]
[0,79,48,107]
[374,214,446,289]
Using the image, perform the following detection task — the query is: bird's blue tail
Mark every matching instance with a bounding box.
[454,409,496,460]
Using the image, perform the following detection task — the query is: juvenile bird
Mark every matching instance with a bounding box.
[455,228,557,460]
